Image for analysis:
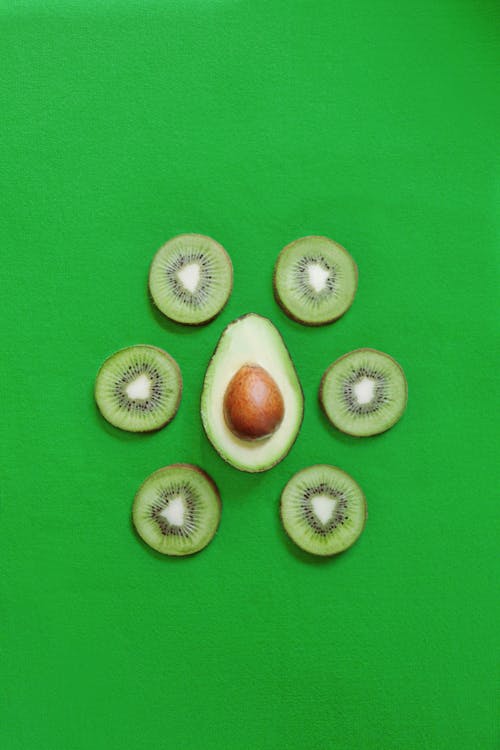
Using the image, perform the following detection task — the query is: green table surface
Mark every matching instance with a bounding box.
[1,2,498,748]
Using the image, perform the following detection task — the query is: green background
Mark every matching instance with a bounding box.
[1,1,498,748]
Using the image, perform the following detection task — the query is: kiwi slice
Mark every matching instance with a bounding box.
[280,465,366,556]
[320,348,407,437]
[149,233,233,325]
[95,345,182,432]
[132,464,221,556]
[273,235,358,326]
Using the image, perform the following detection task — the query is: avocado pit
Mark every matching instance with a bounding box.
[224,364,284,441]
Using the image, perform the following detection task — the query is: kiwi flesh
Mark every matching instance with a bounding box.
[149,233,233,325]
[95,345,182,432]
[280,464,366,556]
[132,464,221,556]
[273,236,358,326]
[320,348,407,437]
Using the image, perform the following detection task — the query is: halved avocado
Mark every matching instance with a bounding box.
[201,314,304,472]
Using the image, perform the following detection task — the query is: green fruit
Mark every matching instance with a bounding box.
[320,348,407,437]
[132,464,221,556]
[94,345,182,432]
[273,235,357,326]
[280,465,367,556]
[201,313,304,472]
[149,233,233,325]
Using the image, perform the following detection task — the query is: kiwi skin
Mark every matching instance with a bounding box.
[94,344,183,433]
[272,235,359,327]
[279,464,367,557]
[200,312,305,472]
[132,463,222,557]
[319,348,408,438]
[148,233,234,327]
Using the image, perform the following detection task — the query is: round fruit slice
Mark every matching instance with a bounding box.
[132,464,221,556]
[280,465,366,556]
[320,348,407,437]
[95,345,182,432]
[149,233,233,325]
[273,235,357,325]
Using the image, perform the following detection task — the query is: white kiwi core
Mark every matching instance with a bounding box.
[307,263,330,293]
[354,377,375,405]
[311,495,336,525]
[160,497,186,526]
[178,262,200,293]
[126,374,152,400]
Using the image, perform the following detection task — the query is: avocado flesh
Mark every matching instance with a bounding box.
[201,314,304,472]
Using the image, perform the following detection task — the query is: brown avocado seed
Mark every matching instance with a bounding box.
[224,365,285,441]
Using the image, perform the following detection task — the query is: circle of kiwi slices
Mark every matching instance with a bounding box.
[320,348,407,437]
[280,465,367,556]
[149,233,233,325]
[95,345,182,432]
[273,235,358,326]
[132,464,222,556]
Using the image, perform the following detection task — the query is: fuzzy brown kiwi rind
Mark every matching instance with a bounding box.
[319,348,408,437]
[272,235,358,327]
